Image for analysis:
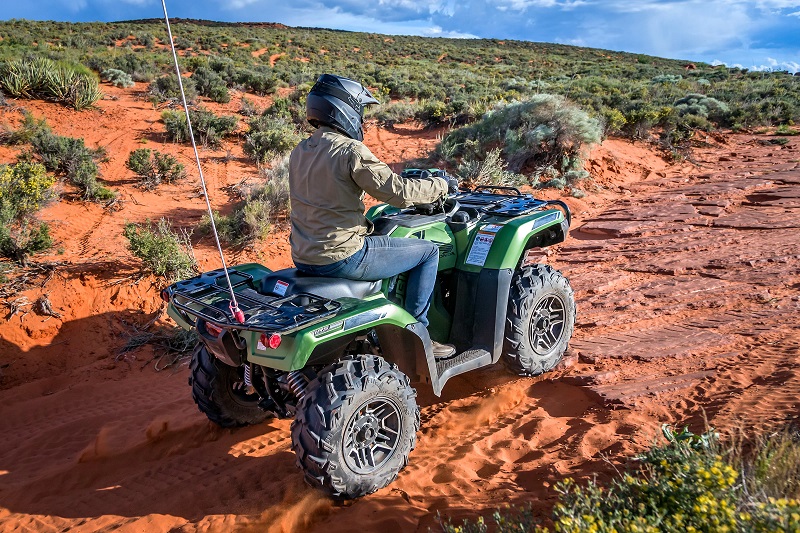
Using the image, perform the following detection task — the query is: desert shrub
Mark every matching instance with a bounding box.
[0,56,102,110]
[0,161,56,216]
[200,154,290,244]
[674,93,730,123]
[161,108,238,148]
[254,153,291,216]
[101,68,134,88]
[107,52,158,82]
[0,111,50,146]
[443,94,601,178]
[652,74,683,84]
[599,107,627,136]
[0,217,51,264]
[148,74,197,104]
[30,128,114,200]
[416,99,448,125]
[456,148,523,186]
[125,148,186,189]
[243,115,301,164]
[236,68,277,95]
[135,32,155,48]
[263,90,308,126]
[774,125,799,136]
[239,96,259,117]
[370,100,416,127]
[441,426,800,533]
[123,218,196,282]
[0,161,55,262]
[191,66,229,103]
[622,104,671,139]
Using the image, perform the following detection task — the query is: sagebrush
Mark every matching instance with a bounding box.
[123,218,197,282]
[126,148,186,189]
[162,108,238,148]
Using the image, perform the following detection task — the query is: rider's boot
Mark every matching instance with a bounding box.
[431,340,456,360]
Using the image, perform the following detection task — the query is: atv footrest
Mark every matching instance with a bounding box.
[434,348,492,392]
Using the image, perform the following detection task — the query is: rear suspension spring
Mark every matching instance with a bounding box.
[286,371,308,400]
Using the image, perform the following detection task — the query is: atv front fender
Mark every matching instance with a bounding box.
[483,208,569,270]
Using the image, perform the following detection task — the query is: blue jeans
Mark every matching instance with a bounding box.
[295,236,439,328]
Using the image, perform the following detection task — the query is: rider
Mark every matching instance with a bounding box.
[289,74,456,358]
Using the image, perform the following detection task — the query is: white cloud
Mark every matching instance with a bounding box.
[788,9,800,15]
[60,0,88,11]
[421,25,478,38]
[711,57,799,73]
[227,0,259,8]
[492,0,588,12]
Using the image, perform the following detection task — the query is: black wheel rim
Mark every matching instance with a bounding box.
[343,396,402,474]
[528,295,567,355]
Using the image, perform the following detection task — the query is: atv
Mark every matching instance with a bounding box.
[163,171,576,499]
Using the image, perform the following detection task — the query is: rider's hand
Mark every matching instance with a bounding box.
[420,170,456,196]
[446,176,459,195]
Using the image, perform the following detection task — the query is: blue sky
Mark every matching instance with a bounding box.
[3,0,800,72]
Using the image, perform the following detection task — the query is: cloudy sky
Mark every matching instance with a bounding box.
[4,0,799,72]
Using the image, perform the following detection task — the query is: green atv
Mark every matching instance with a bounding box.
[163,171,576,499]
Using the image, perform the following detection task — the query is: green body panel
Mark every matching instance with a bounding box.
[245,294,416,371]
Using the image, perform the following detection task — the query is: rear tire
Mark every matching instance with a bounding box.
[291,354,419,499]
[189,343,270,428]
[504,264,576,376]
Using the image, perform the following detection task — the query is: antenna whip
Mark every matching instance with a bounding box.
[159,0,245,324]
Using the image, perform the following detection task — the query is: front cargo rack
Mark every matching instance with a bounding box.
[169,275,341,334]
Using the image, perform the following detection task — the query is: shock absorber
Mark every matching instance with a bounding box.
[286,371,308,400]
[243,364,252,387]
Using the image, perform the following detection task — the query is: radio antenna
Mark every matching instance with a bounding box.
[159,0,245,323]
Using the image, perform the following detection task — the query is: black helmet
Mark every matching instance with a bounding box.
[306,74,379,141]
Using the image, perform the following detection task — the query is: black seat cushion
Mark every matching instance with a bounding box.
[261,268,382,300]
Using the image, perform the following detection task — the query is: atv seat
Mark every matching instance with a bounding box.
[260,268,382,301]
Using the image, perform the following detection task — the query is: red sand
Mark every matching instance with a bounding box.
[1,85,799,532]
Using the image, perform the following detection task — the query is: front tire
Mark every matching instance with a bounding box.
[504,264,576,376]
[291,354,419,499]
[189,343,271,428]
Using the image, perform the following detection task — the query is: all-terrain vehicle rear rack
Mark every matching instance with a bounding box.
[167,269,341,334]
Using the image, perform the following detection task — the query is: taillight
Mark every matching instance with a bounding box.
[160,289,170,302]
[205,322,224,338]
[260,333,282,349]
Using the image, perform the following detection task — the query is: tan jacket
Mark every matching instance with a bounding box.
[289,127,447,266]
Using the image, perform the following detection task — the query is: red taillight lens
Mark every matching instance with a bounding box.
[260,333,282,349]
[160,289,170,302]
[205,322,223,337]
